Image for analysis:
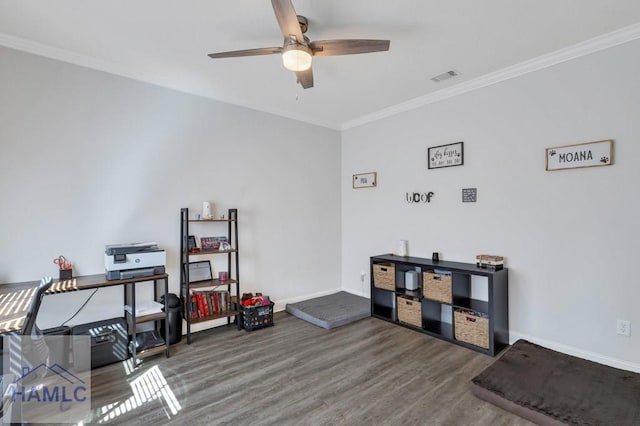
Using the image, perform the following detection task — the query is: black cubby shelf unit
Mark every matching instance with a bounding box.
[370,254,509,356]
[180,208,241,344]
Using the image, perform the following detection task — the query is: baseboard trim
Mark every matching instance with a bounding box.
[340,288,367,298]
[510,331,640,373]
[272,287,343,313]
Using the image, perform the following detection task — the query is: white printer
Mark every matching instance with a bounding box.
[104,242,166,280]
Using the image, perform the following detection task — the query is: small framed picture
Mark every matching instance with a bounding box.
[200,237,216,250]
[187,261,213,282]
[187,235,197,251]
[353,172,377,189]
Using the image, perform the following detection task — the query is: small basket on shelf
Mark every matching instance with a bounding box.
[373,263,395,291]
[422,270,452,303]
[454,309,489,349]
[396,295,421,328]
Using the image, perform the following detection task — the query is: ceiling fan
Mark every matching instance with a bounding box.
[207,0,390,89]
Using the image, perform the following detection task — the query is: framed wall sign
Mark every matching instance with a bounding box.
[462,188,477,202]
[546,139,613,171]
[353,172,377,189]
[428,142,464,169]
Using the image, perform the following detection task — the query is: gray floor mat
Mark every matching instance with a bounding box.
[285,291,370,329]
[471,339,640,426]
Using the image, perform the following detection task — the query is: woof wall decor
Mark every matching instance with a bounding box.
[428,141,464,169]
[353,172,377,189]
[546,139,613,171]
[406,191,434,204]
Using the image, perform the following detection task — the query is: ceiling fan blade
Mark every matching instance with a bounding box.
[310,39,390,56]
[296,67,314,89]
[271,0,304,42]
[208,47,283,59]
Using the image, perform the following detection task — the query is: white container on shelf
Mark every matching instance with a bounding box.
[405,270,419,290]
[397,240,408,256]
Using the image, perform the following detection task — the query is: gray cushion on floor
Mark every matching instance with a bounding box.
[471,339,640,426]
[285,291,370,329]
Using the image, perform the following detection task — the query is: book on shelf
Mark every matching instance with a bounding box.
[189,294,198,319]
[190,289,231,318]
[211,292,219,313]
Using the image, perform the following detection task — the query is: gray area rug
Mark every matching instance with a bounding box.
[470,339,640,426]
[285,291,370,329]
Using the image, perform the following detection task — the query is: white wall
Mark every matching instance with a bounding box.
[0,46,342,327]
[342,39,640,370]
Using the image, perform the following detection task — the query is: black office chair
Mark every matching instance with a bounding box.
[0,276,54,419]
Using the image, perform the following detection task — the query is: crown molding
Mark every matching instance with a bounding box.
[0,32,341,130]
[2,23,640,133]
[341,22,640,131]
[0,32,152,85]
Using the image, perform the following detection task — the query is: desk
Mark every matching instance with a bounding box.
[0,273,170,366]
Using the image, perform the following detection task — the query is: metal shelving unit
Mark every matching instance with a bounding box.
[180,208,240,344]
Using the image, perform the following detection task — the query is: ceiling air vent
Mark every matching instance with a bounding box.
[431,70,460,83]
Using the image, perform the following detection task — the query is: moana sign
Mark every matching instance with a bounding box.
[546,140,613,171]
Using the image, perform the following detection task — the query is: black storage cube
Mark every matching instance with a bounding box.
[72,317,128,371]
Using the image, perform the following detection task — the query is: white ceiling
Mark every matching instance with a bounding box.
[1,1,640,130]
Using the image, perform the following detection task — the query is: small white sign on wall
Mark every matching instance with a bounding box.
[546,139,613,171]
[353,172,377,189]
[428,141,464,169]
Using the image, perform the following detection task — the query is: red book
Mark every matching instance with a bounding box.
[190,294,198,318]
[195,293,206,317]
[205,291,213,316]
[212,292,219,314]
[201,293,211,316]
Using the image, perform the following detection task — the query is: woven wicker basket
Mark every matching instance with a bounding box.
[373,263,395,291]
[423,271,452,303]
[397,295,421,327]
[454,309,489,349]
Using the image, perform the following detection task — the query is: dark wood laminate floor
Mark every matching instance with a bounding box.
[85,313,533,425]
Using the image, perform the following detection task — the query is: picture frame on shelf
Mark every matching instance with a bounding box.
[201,236,229,250]
[187,235,197,251]
[187,260,213,283]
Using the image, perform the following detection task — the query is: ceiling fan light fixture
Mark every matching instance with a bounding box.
[282,44,312,71]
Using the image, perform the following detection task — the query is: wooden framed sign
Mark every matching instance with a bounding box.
[546,139,613,171]
[428,142,464,169]
[353,172,377,189]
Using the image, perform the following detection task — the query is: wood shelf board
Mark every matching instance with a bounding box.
[188,219,237,223]
[188,249,237,256]
[187,279,238,289]
[189,310,240,324]
[133,312,167,323]
[135,344,168,358]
